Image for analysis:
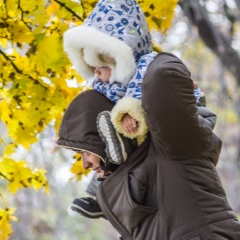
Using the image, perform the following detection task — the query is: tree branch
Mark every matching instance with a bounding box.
[0,172,12,182]
[0,49,48,89]
[234,0,240,9]
[18,0,32,30]
[81,0,87,19]
[223,2,235,36]
[0,49,22,74]
[179,0,240,85]
[53,0,84,21]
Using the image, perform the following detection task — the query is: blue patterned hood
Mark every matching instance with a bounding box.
[63,0,152,84]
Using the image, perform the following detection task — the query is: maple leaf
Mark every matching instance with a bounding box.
[6,161,33,193]
[32,169,49,193]
[0,208,17,240]
[0,158,48,193]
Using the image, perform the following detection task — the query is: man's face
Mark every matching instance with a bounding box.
[94,67,111,82]
[80,151,104,177]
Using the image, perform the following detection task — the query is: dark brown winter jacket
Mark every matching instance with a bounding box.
[57,53,240,240]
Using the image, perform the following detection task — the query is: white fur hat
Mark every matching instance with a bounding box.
[63,0,152,84]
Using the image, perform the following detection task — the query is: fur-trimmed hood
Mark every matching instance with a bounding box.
[56,90,115,161]
[63,0,152,84]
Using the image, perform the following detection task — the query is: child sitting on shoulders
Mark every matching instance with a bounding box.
[62,0,213,220]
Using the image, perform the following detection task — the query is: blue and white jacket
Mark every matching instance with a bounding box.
[93,51,203,104]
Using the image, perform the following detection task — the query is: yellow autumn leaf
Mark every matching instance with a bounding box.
[0,208,17,240]
[0,158,49,193]
[0,28,10,42]
[12,21,34,44]
[13,56,32,75]
[0,38,7,48]
[4,114,39,149]
[10,129,38,149]
[0,101,12,123]
[3,143,17,157]
[20,0,42,12]
[7,161,33,193]
[0,158,15,181]
[34,31,64,68]
[32,169,49,193]
[46,0,60,16]
[5,0,18,16]
[32,12,48,32]
[138,0,178,32]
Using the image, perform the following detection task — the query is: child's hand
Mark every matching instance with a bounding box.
[122,113,138,134]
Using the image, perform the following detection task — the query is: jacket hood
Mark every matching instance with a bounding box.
[57,90,114,160]
[63,0,152,84]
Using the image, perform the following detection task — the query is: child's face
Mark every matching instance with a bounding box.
[94,67,111,82]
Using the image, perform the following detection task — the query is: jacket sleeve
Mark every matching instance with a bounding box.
[197,106,217,130]
[92,78,127,103]
[111,53,206,144]
[141,53,221,159]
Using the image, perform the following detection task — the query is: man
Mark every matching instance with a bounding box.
[57,53,240,240]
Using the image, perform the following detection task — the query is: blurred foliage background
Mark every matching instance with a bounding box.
[0,0,240,239]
